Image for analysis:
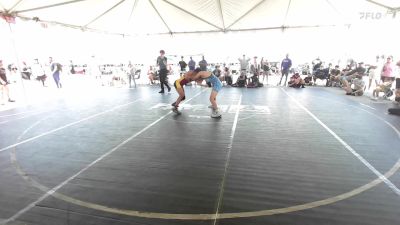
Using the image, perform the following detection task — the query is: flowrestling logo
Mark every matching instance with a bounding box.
[359,10,397,20]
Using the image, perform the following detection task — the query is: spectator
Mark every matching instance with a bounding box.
[49,57,62,88]
[232,70,247,87]
[89,55,100,79]
[279,54,292,86]
[156,50,171,93]
[222,65,232,85]
[31,58,47,87]
[147,65,155,85]
[366,56,380,90]
[178,56,187,76]
[260,57,270,84]
[21,61,31,80]
[371,77,393,100]
[199,56,208,71]
[388,61,400,115]
[188,56,196,71]
[342,62,366,89]
[349,62,366,76]
[7,63,19,84]
[328,65,341,87]
[0,60,15,104]
[250,56,260,76]
[69,60,76,74]
[212,65,222,80]
[288,72,305,88]
[381,56,395,82]
[126,62,136,88]
[344,74,365,96]
[238,54,250,73]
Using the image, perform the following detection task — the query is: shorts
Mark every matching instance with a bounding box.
[206,74,222,92]
[173,81,186,101]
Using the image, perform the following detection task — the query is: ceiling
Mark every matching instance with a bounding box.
[0,0,399,35]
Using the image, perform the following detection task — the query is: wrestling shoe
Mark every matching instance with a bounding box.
[211,109,221,118]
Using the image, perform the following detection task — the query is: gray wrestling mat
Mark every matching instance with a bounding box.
[0,86,399,225]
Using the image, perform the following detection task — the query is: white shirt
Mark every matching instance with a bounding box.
[31,63,45,78]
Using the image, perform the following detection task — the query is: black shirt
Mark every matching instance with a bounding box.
[179,60,187,70]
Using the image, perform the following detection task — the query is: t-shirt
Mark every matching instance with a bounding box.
[238,58,250,70]
[179,60,187,70]
[188,59,196,70]
[348,66,366,76]
[157,56,167,70]
[353,78,365,89]
[199,60,207,71]
[382,62,394,77]
[330,69,341,76]
[281,58,292,70]
[213,68,221,77]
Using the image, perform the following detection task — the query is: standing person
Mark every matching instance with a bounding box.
[251,56,259,75]
[260,57,270,84]
[250,56,260,84]
[238,54,250,73]
[69,60,76,74]
[199,56,208,71]
[21,62,32,80]
[89,55,99,77]
[192,69,223,118]
[223,64,232,85]
[156,50,171,93]
[366,56,380,90]
[279,54,292,86]
[0,60,15,104]
[381,56,395,82]
[7,63,19,84]
[188,56,196,71]
[126,62,136,88]
[31,58,47,87]
[49,57,62,88]
[396,60,400,102]
[178,56,187,77]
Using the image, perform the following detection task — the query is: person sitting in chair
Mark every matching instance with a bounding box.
[371,77,393,100]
